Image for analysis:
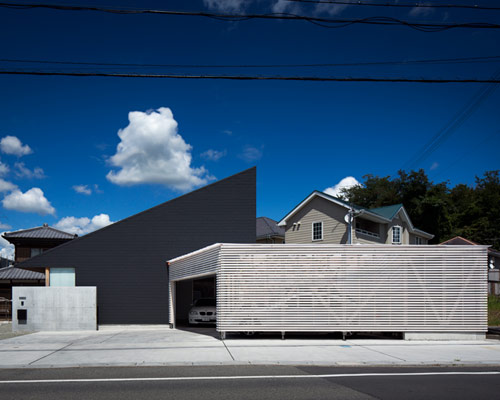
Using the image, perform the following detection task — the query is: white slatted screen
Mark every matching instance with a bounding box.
[168,244,487,333]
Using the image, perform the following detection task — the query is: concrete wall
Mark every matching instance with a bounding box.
[12,286,97,331]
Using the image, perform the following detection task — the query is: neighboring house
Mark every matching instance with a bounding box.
[2,224,77,263]
[278,191,433,245]
[0,265,45,320]
[256,217,285,244]
[441,236,500,295]
[18,168,256,324]
[0,266,45,299]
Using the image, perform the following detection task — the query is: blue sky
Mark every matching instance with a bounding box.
[0,0,499,257]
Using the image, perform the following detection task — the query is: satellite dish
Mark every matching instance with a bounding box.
[344,213,352,224]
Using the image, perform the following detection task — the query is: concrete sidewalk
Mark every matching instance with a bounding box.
[1,325,500,368]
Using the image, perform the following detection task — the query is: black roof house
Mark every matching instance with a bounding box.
[20,167,256,324]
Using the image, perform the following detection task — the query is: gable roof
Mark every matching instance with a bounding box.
[440,236,500,258]
[278,190,433,239]
[256,217,285,240]
[2,224,77,242]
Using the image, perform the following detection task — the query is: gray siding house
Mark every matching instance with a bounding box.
[278,191,433,245]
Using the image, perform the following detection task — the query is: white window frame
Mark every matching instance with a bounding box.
[415,236,422,245]
[312,221,323,241]
[392,226,402,245]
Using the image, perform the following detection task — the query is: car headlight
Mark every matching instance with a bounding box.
[189,311,198,315]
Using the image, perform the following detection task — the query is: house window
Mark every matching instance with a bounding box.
[392,226,402,244]
[312,221,323,241]
[49,268,76,287]
[415,236,422,245]
[30,248,43,257]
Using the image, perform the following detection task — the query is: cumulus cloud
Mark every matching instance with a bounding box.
[2,187,55,215]
[201,149,227,161]
[0,161,9,176]
[54,214,113,236]
[0,178,18,193]
[0,136,32,156]
[0,234,14,260]
[239,145,263,162]
[106,107,212,191]
[73,184,92,195]
[324,176,360,198]
[203,0,247,12]
[14,162,45,179]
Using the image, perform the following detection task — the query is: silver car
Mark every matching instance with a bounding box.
[188,298,216,325]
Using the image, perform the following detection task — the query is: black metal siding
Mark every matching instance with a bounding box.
[20,168,256,324]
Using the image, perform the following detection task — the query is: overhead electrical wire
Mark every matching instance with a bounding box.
[1,55,500,69]
[285,0,500,11]
[401,68,500,170]
[1,70,500,83]
[0,2,499,32]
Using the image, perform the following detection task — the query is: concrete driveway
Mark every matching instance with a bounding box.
[1,325,500,368]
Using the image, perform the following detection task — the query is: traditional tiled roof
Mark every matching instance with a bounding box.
[0,266,45,280]
[257,217,285,240]
[2,224,77,241]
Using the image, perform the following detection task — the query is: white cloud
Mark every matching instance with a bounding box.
[409,4,434,17]
[0,234,14,260]
[203,0,247,12]
[201,149,227,161]
[2,187,55,215]
[272,0,301,13]
[54,214,113,236]
[324,176,360,198]
[0,136,32,156]
[0,178,17,193]
[239,145,263,162]
[73,184,92,195]
[430,162,439,171]
[106,107,212,191]
[314,3,349,16]
[14,162,45,179]
[0,161,9,176]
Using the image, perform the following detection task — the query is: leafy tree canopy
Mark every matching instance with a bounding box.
[340,170,500,248]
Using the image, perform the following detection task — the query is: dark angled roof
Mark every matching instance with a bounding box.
[440,236,479,246]
[0,266,45,280]
[2,224,77,241]
[441,236,500,258]
[369,204,403,220]
[257,217,285,240]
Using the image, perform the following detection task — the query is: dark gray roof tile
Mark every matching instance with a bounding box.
[0,266,45,280]
[2,224,77,240]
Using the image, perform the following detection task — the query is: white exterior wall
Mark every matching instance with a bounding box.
[12,287,97,331]
[168,244,488,335]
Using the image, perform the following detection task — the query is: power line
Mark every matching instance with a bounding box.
[0,2,499,32]
[431,130,500,180]
[1,70,500,83]
[401,68,500,170]
[286,0,500,11]
[1,55,500,69]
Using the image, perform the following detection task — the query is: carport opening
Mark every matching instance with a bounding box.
[174,275,216,328]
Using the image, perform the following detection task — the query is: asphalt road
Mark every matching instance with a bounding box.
[0,365,499,400]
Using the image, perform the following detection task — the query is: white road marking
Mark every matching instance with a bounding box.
[0,371,499,384]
